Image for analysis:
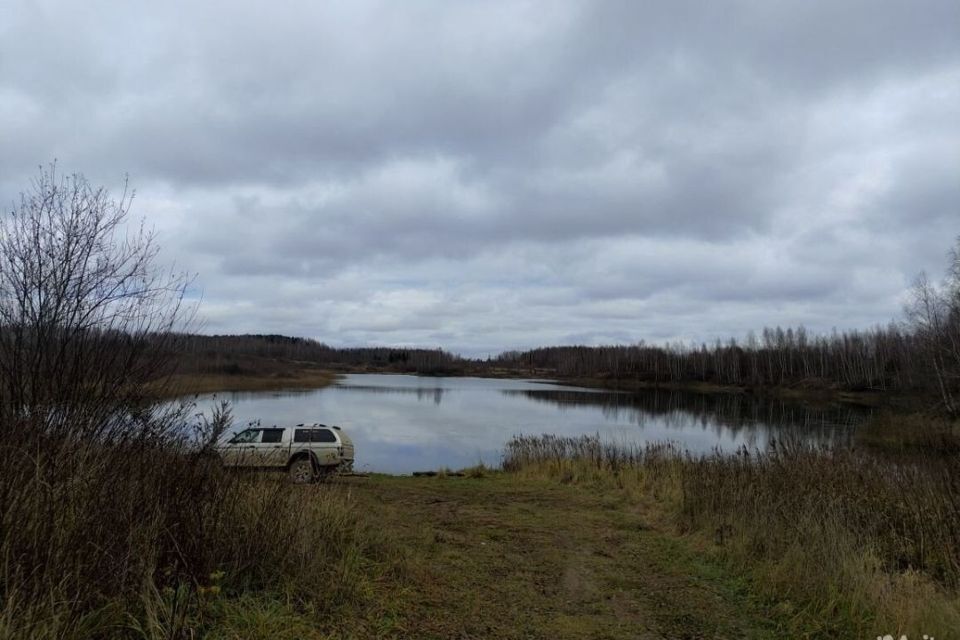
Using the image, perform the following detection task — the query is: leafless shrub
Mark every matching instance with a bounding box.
[0,165,203,628]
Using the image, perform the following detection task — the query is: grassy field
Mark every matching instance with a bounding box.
[11,455,957,638]
[502,435,960,639]
[346,473,791,638]
[191,459,960,638]
[194,473,788,639]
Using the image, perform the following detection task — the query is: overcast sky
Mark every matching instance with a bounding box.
[2,1,958,355]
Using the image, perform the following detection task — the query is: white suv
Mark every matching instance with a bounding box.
[217,423,355,483]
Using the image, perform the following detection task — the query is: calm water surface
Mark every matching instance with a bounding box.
[204,373,871,474]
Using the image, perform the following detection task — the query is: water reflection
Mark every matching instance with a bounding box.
[203,374,872,474]
[502,388,870,448]
[332,384,448,405]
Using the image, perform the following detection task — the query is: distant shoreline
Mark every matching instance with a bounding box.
[148,368,339,398]
[331,365,902,407]
[543,376,898,407]
[154,358,907,409]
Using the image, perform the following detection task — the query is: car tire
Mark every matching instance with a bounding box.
[315,465,336,482]
[289,458,316,484]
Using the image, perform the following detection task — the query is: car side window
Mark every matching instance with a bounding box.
[314,429,337,443]
[261,429,284,444]
[229,429,260,444]
[293,429,336,443]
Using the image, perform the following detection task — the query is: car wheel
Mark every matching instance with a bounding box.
[315,465,336,482]
[289,458,316,484]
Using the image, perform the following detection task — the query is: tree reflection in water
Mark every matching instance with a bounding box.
[501,388,872,448]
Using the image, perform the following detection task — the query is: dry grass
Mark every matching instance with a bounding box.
[148,369,338,398]
[855,411,960,454]
[503,432,960,638]
[0,408,399,639]
[340,473,789,639]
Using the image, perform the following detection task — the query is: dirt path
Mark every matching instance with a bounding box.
[347,474,782,639]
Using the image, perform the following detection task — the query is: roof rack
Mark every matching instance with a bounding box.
[275,423,341,430]
[308,423,340,430]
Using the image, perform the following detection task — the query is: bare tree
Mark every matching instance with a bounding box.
[906,238,960,416]
[0,164,192,441]
[0,165,204,627]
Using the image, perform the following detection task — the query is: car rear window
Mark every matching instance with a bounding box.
[293,428,337,443]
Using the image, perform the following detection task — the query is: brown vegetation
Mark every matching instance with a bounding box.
[151,352,338,398]
[503,433,960,636]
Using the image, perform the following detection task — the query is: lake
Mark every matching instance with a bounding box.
[202,373,872,474]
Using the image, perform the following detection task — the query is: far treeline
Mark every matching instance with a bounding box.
[176,241,960,415]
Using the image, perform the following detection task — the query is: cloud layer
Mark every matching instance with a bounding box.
[2,0,958,354]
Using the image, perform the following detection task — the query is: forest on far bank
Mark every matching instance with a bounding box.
[172,239,960,415]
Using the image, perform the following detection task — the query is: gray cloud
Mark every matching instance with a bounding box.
[1,0,958,354]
